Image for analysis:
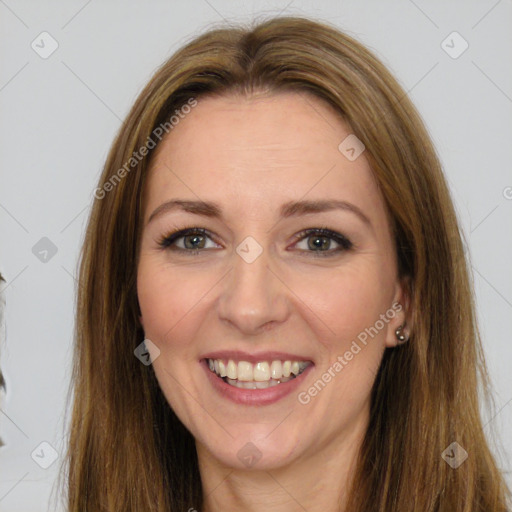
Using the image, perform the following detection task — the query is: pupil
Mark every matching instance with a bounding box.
[309,236,329,250]
[185,234,204,249]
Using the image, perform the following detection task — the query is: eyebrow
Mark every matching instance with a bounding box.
[147,199,372,227]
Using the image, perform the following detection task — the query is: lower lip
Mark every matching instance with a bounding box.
[201,359,314,406]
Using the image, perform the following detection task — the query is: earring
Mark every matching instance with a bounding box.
[395,324,409,343]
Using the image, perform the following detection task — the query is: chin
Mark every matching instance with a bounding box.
[199,433,303,471]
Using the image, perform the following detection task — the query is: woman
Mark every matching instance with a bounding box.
[61,16,511,511]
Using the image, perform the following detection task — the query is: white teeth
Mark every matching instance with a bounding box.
[218,360,227,378]
[226,360,237,379]
[206,358,311,384]
[237,361,253,381]
[226,376,295,389]
[270,360,282,379]
[253,362,270,381]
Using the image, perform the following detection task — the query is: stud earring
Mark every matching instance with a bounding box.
[395,324,409,343]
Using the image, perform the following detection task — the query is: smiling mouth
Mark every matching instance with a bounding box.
[205,358,312,389]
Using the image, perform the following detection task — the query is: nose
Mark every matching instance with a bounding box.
[217,242,290,335]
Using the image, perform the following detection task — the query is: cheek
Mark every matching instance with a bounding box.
[292,258,394,347]
[137,256,225,358]
[289,259,394,407]
[137,257,198,346]
[295,267,391,406]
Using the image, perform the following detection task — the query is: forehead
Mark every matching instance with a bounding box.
[143,91,384,224]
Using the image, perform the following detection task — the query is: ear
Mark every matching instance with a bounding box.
[385,276,413,348]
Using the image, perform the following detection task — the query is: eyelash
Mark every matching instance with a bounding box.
[157,226,353,258]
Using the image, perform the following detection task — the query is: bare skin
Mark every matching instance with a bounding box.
[137,91,411,512]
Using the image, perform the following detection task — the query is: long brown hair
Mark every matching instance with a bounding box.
[58,16,511,511]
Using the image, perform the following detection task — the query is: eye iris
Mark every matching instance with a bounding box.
[308,235,330,251]
[184,234,205,249]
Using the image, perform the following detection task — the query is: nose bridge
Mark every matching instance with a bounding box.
[217,238,289,333]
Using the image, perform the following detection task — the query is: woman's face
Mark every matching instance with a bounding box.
[137,91,408,470]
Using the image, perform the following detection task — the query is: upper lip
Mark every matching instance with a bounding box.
[201,350,314,364]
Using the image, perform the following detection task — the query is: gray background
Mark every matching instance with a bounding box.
[0,1,511,510]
